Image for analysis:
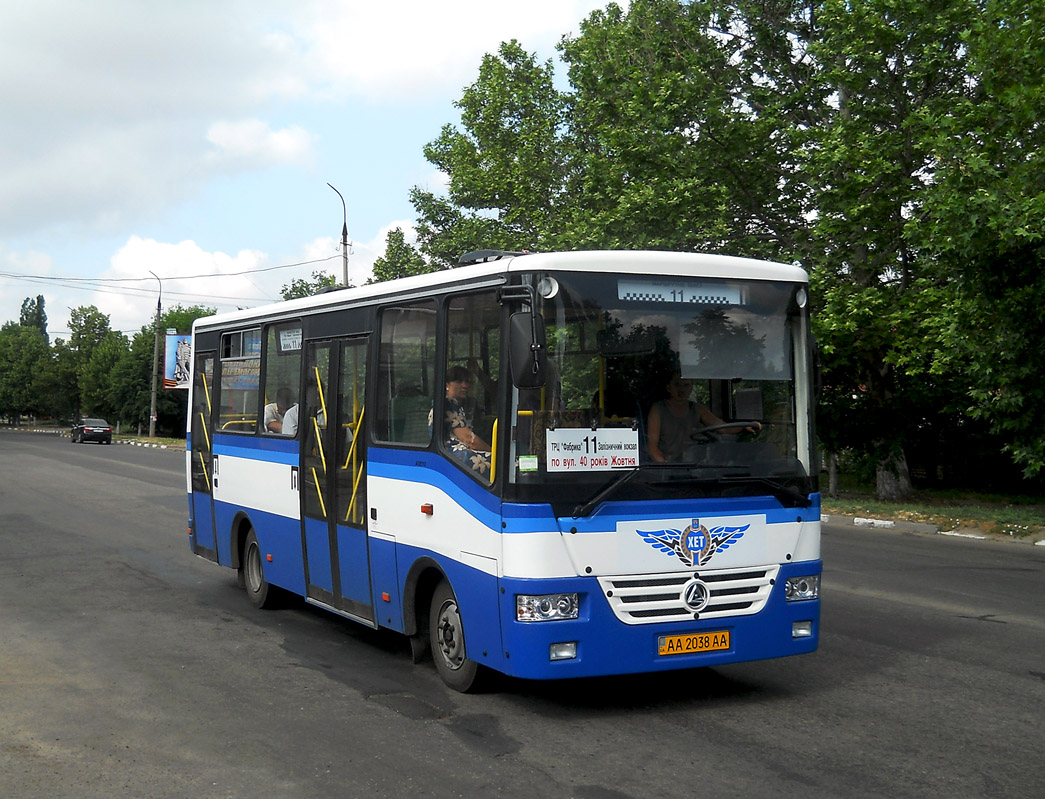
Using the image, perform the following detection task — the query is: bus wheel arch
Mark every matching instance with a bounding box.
[429,579,484,692]
[402,558,444,662]
[239,525,282,609]
[230,511,255,581]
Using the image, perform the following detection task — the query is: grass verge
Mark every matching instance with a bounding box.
[822,489,1045,540]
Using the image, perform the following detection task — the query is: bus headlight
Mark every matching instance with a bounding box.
[516,593,579,622]
[785,575,820,601]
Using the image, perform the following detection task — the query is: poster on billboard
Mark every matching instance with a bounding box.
[164,334,192,389]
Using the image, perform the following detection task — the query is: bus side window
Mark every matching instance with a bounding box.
[262,323,302,435]
[441,291,501,484]
[376,302,436,446]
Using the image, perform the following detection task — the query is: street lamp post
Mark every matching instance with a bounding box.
[327,183,349,286]
[148,271,162,439]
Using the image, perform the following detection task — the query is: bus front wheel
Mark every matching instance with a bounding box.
[429,580,482,692]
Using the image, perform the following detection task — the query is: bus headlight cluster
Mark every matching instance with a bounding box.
[516,593,579,622]
[785,575,820,602]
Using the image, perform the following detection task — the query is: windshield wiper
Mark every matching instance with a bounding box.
[716,474,812,508]
[571,468,640,518]
[570,463,687,518]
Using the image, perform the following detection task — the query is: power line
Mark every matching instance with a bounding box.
[0,253,342,306]
[0,252,340,286]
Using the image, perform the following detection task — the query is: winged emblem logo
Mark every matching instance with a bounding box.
[636,519,749,567]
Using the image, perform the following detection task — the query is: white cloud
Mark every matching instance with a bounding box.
[206,120,317,168]
[293,0,609,100]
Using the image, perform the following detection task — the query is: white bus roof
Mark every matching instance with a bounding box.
[194,250,807,332]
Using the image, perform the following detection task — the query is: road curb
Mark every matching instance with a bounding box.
[822,513,1044,548]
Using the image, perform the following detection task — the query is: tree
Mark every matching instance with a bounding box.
[20,295,48,344]
[411,40,570,264]
[109,305,214,435]
[280,270,340,300]
[80,330,129,418]
[0,322,51,421]
[368,228,433,283]
[411,0,1045,495]
[559,0,812,257]
[65,306,112,418]
[915,0,1045,477]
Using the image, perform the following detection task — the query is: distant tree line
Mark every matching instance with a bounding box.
[0,295,214,437]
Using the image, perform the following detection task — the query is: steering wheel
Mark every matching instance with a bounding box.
[690,420,762,443]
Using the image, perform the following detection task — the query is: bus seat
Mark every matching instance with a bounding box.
[391,396,432,445]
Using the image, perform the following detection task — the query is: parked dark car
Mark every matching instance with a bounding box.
[71,418,113,444]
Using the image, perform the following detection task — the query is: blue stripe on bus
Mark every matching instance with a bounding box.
[368,446,503,524]
[562,493,821,532]
[212,433,299,465]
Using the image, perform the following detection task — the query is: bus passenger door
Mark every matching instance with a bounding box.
[189,351,218,561]
[301,337,373,623]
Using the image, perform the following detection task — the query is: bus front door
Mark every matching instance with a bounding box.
[301,337,374,623]
[189,351,218,561]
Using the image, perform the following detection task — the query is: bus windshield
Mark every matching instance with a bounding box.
[507,271,816,510]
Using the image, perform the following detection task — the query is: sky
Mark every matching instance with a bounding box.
[0,0,613,340]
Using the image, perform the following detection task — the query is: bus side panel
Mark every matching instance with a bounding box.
[212,503,307,596]
[303,516,334,593]
[211,438,303,592]
[369,532,404,631]
[368,449,506,670]
[394,541,504,672]
[190,491,218,556]
[337,524,373,607]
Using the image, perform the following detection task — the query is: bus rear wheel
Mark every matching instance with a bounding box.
[242,530,277,609]
[429,580,483,692]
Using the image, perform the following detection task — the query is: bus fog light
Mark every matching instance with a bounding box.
[785,574,820,601]
[549,642,577,661]
[792,620,814,638]
[517,593,579,622]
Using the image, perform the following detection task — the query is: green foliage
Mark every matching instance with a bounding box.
[408,0,1045,491]
[19,295,48,343]
[0,323,51,419]
[80,330,129,418]
[411,40,569,264]
[280,270,339,300]
[368,228,434,283]
[0,299,212,431]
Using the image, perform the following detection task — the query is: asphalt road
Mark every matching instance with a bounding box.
[2,430,1043,799]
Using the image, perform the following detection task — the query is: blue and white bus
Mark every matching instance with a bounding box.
[187,250,820,691]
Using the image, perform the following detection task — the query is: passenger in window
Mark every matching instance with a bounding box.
[264,387,294,433]
[281,401,300,437]
[430,365,491,476]
[647,374,760,462]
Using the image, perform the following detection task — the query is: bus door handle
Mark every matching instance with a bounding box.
[291,466,299,491]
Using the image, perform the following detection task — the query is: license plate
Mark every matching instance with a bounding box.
[658,630,731,656]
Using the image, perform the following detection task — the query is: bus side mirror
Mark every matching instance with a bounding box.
[509,311,547,389]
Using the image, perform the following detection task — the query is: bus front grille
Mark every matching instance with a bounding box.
[597,566,780,625]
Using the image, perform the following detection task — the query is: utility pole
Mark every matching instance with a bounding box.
[149,271,162,439]
[327,183,349,286]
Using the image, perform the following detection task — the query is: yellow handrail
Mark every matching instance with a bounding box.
[311,466,327,518]
[314,365,327,422]
[342,406,365,471]
[343,406,366,524]
[312,416,327,473]
[490,418,498,483]
[201,371,212,413]
[199,411,211,451]
[198,451,210,491]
